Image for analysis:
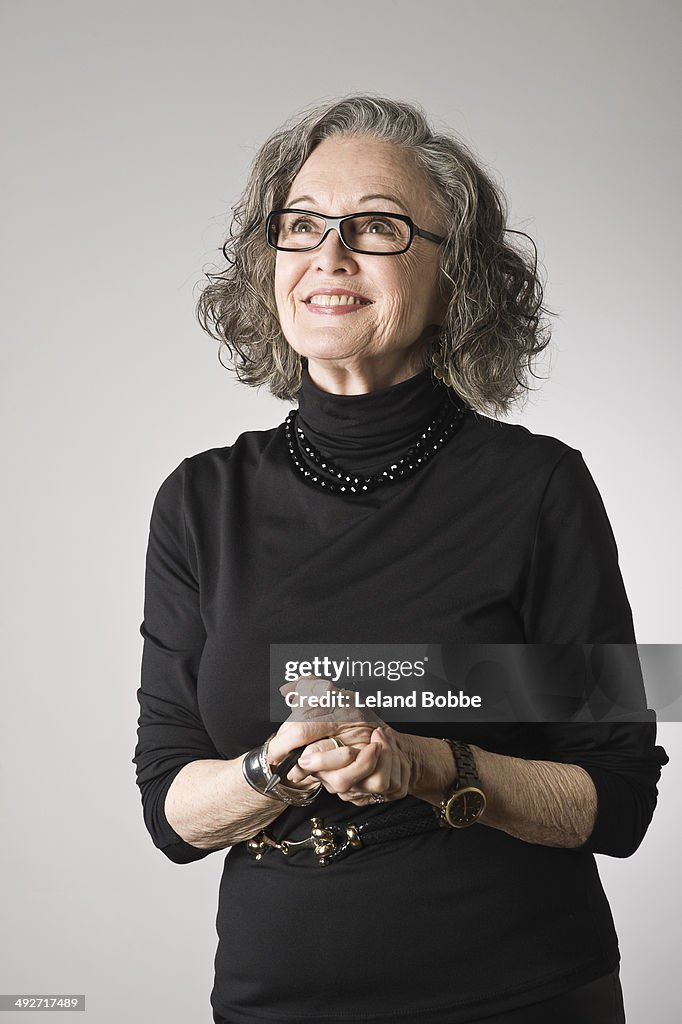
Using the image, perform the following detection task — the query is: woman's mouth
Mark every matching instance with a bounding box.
[304,292,373,315]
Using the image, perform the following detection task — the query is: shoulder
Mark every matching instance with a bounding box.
[455,412,608,524]
[156,425,282,503]
[461,410,580,479]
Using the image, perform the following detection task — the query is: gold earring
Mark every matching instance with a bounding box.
[432,340,456,389]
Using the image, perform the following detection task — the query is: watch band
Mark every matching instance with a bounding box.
[441,738,480,789]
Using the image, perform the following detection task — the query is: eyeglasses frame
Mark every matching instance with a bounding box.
[265,208,447,256]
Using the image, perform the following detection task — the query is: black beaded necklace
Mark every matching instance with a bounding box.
[284,393,466,495]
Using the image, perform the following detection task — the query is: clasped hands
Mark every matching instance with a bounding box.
[268,676,418,807]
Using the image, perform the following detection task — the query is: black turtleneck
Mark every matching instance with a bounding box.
[296,364,454,474]
[134,367,667,1024]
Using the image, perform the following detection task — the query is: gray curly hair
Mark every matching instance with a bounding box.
[196,93,553,415]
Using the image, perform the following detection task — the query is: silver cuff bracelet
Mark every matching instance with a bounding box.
[241,734,322,806]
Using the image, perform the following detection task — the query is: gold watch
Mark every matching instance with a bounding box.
[438,739,486,828]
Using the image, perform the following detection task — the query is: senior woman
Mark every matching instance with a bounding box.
[133,95,667,1024]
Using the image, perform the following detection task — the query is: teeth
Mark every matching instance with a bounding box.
[308,294,368,306]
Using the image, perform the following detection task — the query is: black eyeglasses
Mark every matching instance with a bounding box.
[265,209,446,256]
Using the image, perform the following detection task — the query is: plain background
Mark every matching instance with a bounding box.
[2,1,680,1021]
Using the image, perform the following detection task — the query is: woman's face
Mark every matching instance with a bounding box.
[273,136,449,385]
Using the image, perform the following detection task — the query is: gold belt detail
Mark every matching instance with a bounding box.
[246,816,363,866]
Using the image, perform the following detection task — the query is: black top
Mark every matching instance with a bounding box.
[133,365,668,1023]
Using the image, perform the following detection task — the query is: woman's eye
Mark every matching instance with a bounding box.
[291,218,314,233]
[365,219,395,235]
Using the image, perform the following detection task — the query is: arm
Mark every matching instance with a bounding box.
[296,450,668,855]
[400,716,667,857]
[404,734,597,848]
[132,459,251,862]
[430,451,665,854]
[163,756,301,851]
[133,459,321,861]
[297,711,667,857]
[517,448,669,856]
[164,717,372,851]
[293,723,597,848]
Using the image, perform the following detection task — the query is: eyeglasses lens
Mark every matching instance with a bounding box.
[269,213,410,253]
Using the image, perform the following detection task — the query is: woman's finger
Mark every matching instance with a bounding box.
[354,729,394,796]
[376,726,403,795]
[279,676,340,701]
[269,718,349,763]
[337,728,404,803]
[296,741,358,774]
[317,742,382,795]
[283,738,359,786]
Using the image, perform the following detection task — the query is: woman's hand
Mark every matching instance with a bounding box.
[271,676,459,807]
[256,674,601,846]
[268,676,380,792]
[297,723,415,806]
[273,676,419,805]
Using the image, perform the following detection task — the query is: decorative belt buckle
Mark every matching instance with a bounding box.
[246,816,362,866]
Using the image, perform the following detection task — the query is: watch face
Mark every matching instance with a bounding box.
[445,787,486,828]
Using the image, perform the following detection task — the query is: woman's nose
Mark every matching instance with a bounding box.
[313,229,359,273]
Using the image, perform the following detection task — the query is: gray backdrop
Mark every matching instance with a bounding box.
[2,1,679,1021]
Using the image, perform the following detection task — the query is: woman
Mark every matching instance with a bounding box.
[133,95,668,1023]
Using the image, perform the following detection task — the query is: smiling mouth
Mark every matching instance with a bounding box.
[305,295,372,306]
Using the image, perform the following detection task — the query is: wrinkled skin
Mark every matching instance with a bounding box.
[274,135,449,395]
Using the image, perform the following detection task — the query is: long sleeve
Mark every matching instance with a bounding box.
[132,458,223,865]
[521,447,635,642]
[532,716,669,857]
[520,447,669,857]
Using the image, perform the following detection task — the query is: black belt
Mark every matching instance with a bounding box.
[244,801,443,866]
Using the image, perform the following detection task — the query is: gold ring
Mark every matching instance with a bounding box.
[330,736,345,749]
